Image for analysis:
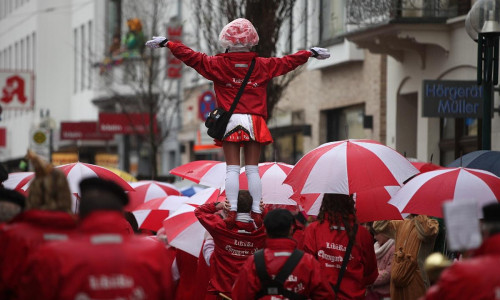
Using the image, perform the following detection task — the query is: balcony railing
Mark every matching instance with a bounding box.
[346,0,471,28]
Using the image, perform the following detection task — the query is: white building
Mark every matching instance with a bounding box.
[0,0,185,177]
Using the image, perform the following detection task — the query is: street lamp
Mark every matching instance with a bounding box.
[467,0,500,150]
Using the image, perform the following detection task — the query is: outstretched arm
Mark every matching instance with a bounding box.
[145,37,216,81]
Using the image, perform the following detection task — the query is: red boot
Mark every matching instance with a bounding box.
[224,211,237,229]
[251,212,263,227]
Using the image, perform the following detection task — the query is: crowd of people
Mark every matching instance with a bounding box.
[1,152,500,299]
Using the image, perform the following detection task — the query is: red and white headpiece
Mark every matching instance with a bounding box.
[218,18,259,50]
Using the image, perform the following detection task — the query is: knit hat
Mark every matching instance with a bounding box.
[482,203,500,223]
[0,188,25,208]
[218,18,259,50]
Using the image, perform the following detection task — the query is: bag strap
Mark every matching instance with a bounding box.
[274,249,304,284]
[254,248,307,300]
[227,58,256,115]
[332,223,358,299]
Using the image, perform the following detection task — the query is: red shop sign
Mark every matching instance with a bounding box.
[98,113,158,134]
[60,121,113,140]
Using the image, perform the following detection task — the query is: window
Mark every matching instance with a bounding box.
[106,0,122,53]
[319,0,345,44]
[81,24,85,91]
[74,28,78,93]
[325,104,367,142]
[439,117,479,166]
[26,35,30,69]
[20,39,24,69]
[32,32,35,71]
[8,46,12,69]
[14,42,18,69]
[88,20,92,89]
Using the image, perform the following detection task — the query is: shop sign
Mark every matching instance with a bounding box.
[0,128,5,147]
[166,23,182,79]
[98,113,158,134]
[60,121,113,140]
[51,152,79,166]
[95,153,119,169]
[0,71,34,109]
[423,80,483,118]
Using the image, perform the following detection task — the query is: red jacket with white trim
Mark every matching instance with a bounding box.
[232,237,335,300]
[0,209,77,299]
[423,234,500,300]
[303,217,378,300]
[167,42,311,120]
[17,211,176,300]
[194,203,266,296]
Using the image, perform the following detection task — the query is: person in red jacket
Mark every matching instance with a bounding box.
[232,208,334,299]
[423,203,500,300]
[0,151,77,300]
[18,177,176,300]
[303,193,378,300]
[146,18,330,227]
[194,190,266,299]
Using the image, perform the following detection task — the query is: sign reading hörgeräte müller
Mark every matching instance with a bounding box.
[422,80,484,118]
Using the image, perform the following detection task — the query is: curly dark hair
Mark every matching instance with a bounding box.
[318,193,357,241]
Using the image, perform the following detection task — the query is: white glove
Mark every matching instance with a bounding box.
[310,47,330,60]
[145,36,168,49]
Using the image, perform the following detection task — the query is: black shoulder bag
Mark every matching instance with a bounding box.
[204,58,256,140]
[331,223,358,300]
[254,248,307,300]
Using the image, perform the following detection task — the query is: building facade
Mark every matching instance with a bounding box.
[0,0,185,178]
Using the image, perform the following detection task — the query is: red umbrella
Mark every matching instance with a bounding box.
[170,160,226,188]
[163,204,206,257]
[58,163,134,212]
[284,139,419,195]
[132,195,188,231]
[239,162,296,205]
[291,186,403,222]
[126,181,181,211]
[389,167,500,218]
[3,172,33,195]
[5,163,134,212]
[410,161,444,173]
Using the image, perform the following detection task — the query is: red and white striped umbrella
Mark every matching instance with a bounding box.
[185,187,223,206]
[58,163,134,212]
[239,162,296,205]
[3,172,33,195]
[4,163,134,212]
[284,139,419,195]
[170,160,226,188]
[163,204,206,257]
[389,167,500,218]
[410,161,444,173]
[132,195,188,231]
[292,186,403,222]
[126,180,181,211]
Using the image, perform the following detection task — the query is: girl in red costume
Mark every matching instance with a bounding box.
[146,18,329,226]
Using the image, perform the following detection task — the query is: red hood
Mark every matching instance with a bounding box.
[10,209,77,229]
[473,233,500,257]
[265,237,297,251]
[79,211,134,235]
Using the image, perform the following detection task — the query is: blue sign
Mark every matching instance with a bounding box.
[423,80,483,118]
[198,91,216,121]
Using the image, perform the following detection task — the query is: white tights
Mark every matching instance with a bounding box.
[225,164,262,213]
